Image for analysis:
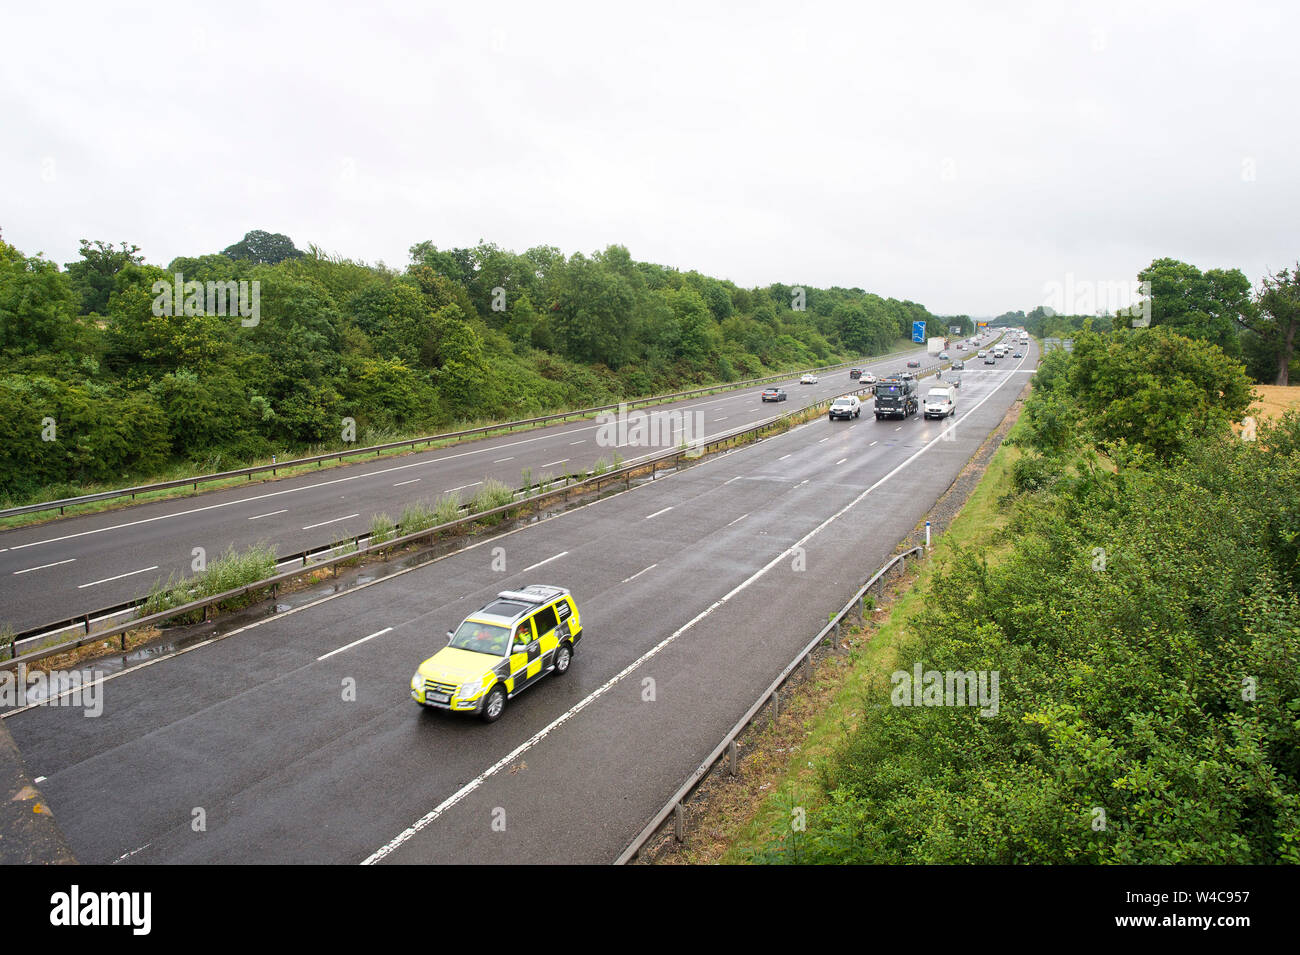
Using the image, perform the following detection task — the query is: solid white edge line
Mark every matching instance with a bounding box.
[360,346,1028,865]
[248,509,288,520]
[318,627,394,662]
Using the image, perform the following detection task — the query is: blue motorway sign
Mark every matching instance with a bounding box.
[912,321,926,343]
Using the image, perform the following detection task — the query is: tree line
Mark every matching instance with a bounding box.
[0,230,946,501]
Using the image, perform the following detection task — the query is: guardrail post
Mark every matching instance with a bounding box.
[674,802,686,842]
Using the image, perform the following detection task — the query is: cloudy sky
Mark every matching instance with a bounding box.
[3,0,1296,315]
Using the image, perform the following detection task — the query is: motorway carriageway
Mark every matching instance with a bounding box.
[2,345,1035,863]
[0,349,935,632]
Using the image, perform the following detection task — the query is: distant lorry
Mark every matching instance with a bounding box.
[927,337,946,356]
[874,374,918,420]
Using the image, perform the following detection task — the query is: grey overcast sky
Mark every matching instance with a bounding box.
[2,0,1296,315]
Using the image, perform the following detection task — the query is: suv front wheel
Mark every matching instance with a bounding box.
[481,685,506,722]
[553,643,572,675]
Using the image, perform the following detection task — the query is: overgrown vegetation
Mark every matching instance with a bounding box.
[752,327,1300,864]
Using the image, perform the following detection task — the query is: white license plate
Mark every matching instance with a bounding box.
[429,693,450,704]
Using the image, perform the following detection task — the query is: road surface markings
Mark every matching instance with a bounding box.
[540,459,568,468]
[393,479,421,487]
[714,416,728,421]
[302,513,359,531]
[621,563,657,584]
[778,454,792,461]
[13,558,77,575]
[895,427,902,431]
[569,440,586,445]
[318,627,394,661]
[446,482,480,493]
[521,551,568,573]
[493,457,514,463]
[248,509,288,520]
[818,437,829,443]
[361,376,1017,864]
[644,506,673,520]
[78,565,159,589]
[727,513,749,526]
[33,776,45,783]
[836,458,847,465]
[869,441,878,447]
[723,476,742,485]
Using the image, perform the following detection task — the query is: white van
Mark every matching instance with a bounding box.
[828,395,861,420]
[923,385,957,419]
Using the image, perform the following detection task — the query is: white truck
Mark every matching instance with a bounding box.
[927,337,946,356]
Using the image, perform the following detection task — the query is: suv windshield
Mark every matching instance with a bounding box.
[833,398,854,406]
[449,620,510,655]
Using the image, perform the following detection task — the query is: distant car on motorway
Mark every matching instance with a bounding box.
[800,373,819,384]
[952,359,964,370]
[984,355,996,364]
[761,387,788,402]
[860,372,876,385]
[828,395,861,420]
[947,374,962,389]
[938,352,949,360]
[849,368,864,380]
[906,359,921,368]
[1013,351,1023,358]
[412,586,581,722]
[977,350,988,358]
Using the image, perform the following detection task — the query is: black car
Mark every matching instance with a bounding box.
[952,359,964,370]
[1013,351,1023,358]
[761,388,787,402]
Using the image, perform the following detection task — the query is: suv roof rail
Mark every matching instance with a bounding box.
[496,585,567,604]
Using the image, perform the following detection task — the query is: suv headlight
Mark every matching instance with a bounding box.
[455,677,485,700]
[411,672,423,691]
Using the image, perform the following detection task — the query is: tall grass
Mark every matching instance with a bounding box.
[140,542,277,618]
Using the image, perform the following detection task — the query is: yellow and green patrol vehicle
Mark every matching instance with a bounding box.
[411,584,582,722]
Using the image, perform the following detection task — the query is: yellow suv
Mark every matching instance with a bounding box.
[411,585,582,722]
